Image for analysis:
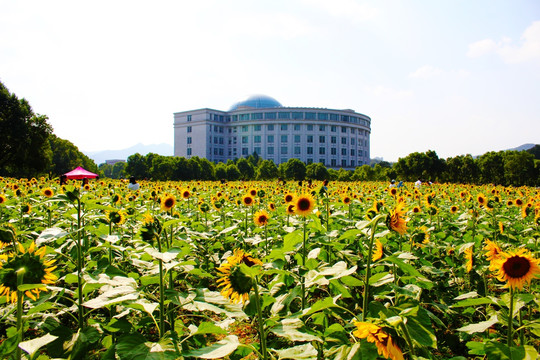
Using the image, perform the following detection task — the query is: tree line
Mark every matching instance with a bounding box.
[105,148,538,187]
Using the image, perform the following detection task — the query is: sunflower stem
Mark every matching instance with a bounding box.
[507,287,514,348]
[362,216,381,321]
[301,215,307,310]
[16,268,25,360]
[157,235,165,338]
[399,319,416,357]
[253,277,268,360]
[76,197,85,330]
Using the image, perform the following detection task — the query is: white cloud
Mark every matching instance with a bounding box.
[409,65,469,79]
[467,20,540,63]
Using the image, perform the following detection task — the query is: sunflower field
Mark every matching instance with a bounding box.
[0,177,539,360]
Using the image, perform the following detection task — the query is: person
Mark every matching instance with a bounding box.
[128,176,140,191]
[415,178,422,188]
[389,179,396,188]
[59,174,68,185]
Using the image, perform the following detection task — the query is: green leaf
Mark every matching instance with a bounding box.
[483,340,537,360]
[270,318,321,343]
[452,297,494,308]
[183,335,239,359]
[385,255,422,277]
[457,315,498,334]
[400,307,437,348]
[18,333,58,356]
[301,296,338,317]
[271,343,318,360]
[116,333,177,360]
[283,229,303,252]
[192,322,227,336]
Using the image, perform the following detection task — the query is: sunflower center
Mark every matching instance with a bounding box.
[297,198,310,211]
[164,199,174,208]
[503,256,531,278]
[229,265,253,294]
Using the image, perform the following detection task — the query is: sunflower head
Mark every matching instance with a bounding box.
[21,203,32,214]
[477,193,487,206]
[494,249,540,290]
[286,204,295,215]
[41,188,54,198]
[464,246,474,273]
[0,224,17,249]
[372,239,383,262]
[107,210,126,225]
[284,193,295,204]
[254,210,270,227]
[242,195,255,207]
[217,249,263,304]
[182,189,191,199]
[294,193,315,217]
[140,215,162,243]
[268,203,276,212]
[0,194,6,205]
[0,242,57,303]
[199,202,210,213]
[352,321,404,360]
[386,202,407,235]
[160,194,176,212]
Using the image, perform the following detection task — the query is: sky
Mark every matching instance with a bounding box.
[1,0,539,162]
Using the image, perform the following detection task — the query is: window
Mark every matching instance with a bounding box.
[187,148,192,155]
[317,113,328,120]
[351,138,356,145]
[307,124,314,131]
[267,124,274,131]
[330,114,339,121]
[319,159,325,165]
[351,149,355,156]
[331,159,337,166]
[319,147,325,155]
[307,147,313,155]
[305,112,316,120]
[331,148,337,155]
[214,148,218,155]
[341,126,347,133]
[265,112,277,119]
[351,128,355,134]
[251,113,263,120]
[331,136,337,144]
[293,124,301,131]
[342,159,347,167]
[187,137,192,144]
[280,124,288,131]
[281,135,288,143]
[214,136,218,144]
[331,126,337,132]
[319,136,326,143]
[187,115,192,122]
[281,146,288,154]
[268,147,274,155]
[254,147,261,154]
[292,112,303,119]
[242,125,248,132]
[341,137,347,145]
[278,112,290,119]
[294,146,301,154]
[351,160,355,167]
[240,114,249,120]
[219,138,224,144]
[219,149,224,155]
[341,148,347,155]
[242,148,248,156]
[294,135,301,143]
[254,135,261,143]
[268,135,274,143]
[307,158,313,164]
[242,136,248,144]
[307,135,313,143]
[254,124,261,131]
[319,125,326,131]
[187,126,192,133]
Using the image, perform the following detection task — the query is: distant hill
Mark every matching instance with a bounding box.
[508,143,535,152]
[85,143,173,165]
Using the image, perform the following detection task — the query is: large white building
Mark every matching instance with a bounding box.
[173,95,371,169]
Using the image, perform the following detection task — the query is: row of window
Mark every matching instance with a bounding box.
[189,136,369,148]
[184,113,371,127]
[187,124,369,135]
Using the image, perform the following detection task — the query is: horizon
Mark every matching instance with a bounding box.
[1,1,539,162]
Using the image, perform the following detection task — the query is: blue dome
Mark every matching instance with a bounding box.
[229,95,282,111]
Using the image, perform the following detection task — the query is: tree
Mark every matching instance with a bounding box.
[352,165,375,181]
[215,162,228,180]
[49,134,97,176]
[503,151,536,186]
[236,158,255,180]
[477,152,505,185]
[126,153,148,179]
[112,162,126,179]
[283,158,306,180]
[226,163,241,180]
[306,162,329,180]
[0,81,53,177]
[525,144,540,160]
[256,160,278,180]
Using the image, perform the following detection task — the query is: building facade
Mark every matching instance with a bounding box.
[173,95,371,169]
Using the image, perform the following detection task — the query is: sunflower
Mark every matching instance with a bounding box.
[498,221,505,234]
[0,224,16,249]
[484,239,502,271]
[372,239,383,262]
[199,202,210,213]
[0,242,57,303]
[107,210,126,225]
[249,188,257,197]
[386,202,407,235]
[477,193,487,207]
[515,199,523,206]
[253,210,270,227]
[427,205,438,216]
[464,246,473,273]
[352,321,404,360]
[450,205,458,214]
[21,203,32,214]
[160,194,176,212]
[342,195,352,205]
[268,203,276,212]
[181,189,191,199]
[242,195,255,207]
[284,193,295,204]
[41,187,54,198]
[412,206,421,214]
[0,194,6,205]
[493,249,540,290]
[389,187,398,197]
[294,193,315,217]
[286,204,295,215]
[217,249,263,303]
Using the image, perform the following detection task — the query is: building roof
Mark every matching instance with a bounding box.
[229,95,282,111]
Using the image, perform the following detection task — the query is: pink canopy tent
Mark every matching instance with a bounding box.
[64,166,98,180]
